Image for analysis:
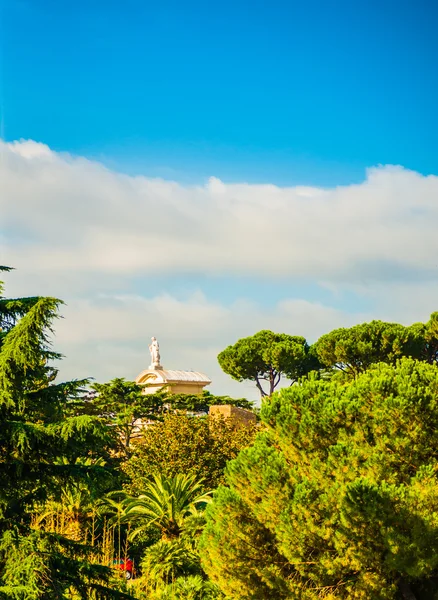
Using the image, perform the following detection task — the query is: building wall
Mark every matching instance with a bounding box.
[169,382,206,395]
[209,405,257,428]
[142,381,207,395]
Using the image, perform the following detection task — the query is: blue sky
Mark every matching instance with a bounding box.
[3,0,438,184]
[2,1,438,398]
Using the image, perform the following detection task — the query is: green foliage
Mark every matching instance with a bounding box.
[84,381,253,460]
[157,389,254,413]
[124,473,220,599]
[5,263,438,599]
[148,575,223,600]
[121,473,212,541]
[218,329,317,397]
[201,359,438,599]
[120,475,217,598]
[34,457,110,542]
[85,378,165,457]
[0,296,61,409]
[411,311,438,365]
[313,319,425,379]
[0,270,133,599]
[123,413,257,493]
[141,538,200,585]
[134,542,223,600]
[0,528,131,600]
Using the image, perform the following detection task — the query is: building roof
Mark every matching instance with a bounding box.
[136,369,211,385]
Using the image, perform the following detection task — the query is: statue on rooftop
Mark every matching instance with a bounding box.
[149,336,162,369]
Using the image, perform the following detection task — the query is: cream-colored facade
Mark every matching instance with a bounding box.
[135,368,211,395]
[209,404,257,428]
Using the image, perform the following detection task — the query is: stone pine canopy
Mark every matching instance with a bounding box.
[135,369,212,395]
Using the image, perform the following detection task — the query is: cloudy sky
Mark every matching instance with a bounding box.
[1,0,438,400]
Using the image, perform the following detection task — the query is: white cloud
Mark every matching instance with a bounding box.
[52,293,363,400]
[2,139,438,283]
[2,139,438,399]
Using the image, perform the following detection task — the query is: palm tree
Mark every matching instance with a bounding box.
[98,490,129,525]
[141,538,199,584]
[97,491,131,567]
[34,457,106,542]
[121,473,212,541]
[152,574,223,599]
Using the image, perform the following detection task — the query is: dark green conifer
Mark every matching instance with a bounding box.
[0,268,132,599]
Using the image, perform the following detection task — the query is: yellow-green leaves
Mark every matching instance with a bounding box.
[201,359,438,599]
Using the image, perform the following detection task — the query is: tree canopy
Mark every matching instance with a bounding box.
[0,267,131,599]
[84,378,166,457]
[312,319,426,379]
[218,330,316,397]
[121,473,212,542]
[411,311,438,365]
[158,389,254,413]
[200,358,438,599]
[123,413,257,494]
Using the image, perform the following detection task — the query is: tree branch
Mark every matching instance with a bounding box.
[255,376,268,398]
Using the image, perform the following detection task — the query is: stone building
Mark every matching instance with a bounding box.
[209,404,257,428]
[134,338,255,430]
[135,337,211,395]
[135,368,211,395]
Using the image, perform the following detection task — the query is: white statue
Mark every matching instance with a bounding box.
[149,336,162,369]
